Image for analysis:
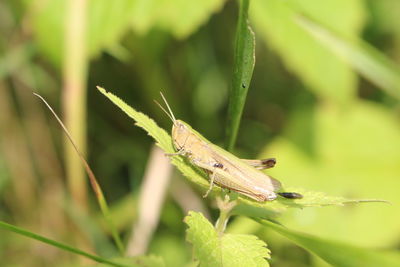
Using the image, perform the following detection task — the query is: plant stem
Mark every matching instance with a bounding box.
[226,0,255,151]
[215,196,237,235]
[63,0,89,209]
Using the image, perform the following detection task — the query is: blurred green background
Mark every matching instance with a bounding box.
[1,0,400,266]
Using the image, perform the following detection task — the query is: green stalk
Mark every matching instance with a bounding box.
[215,196,237,235]
[0,221,128,267]
[226,0,255,151]
[62,0,89,209]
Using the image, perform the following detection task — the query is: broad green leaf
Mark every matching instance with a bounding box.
[31,0,66,66]
[97,87,209,189]
[99,87,383,218]
[256,219,400,267]
[0,220,128,267]
[32,0,136,66]
[30,0,227,66]
[296,15,400,100]
[250,0,365,105]
[226,0,255,151]
[184,211,270,267]
[87,0,137,58]
[131,0,227,39]
[262,100,400,246]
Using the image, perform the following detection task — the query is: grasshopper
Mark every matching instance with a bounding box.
[156,93,302,202]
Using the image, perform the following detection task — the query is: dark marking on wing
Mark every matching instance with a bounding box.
[262,158,276,168]
[278,192,303,199]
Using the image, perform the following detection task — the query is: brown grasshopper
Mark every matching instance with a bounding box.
[156,93,302,202]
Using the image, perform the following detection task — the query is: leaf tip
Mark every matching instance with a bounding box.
[96,86,106,93]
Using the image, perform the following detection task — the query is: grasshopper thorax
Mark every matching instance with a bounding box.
[172,120,192,151]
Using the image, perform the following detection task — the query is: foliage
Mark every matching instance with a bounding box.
[1,0,400,266]
[226,0,255,150]
[257,219,400,267]
[185,211,270,267]
[250,0,365,105]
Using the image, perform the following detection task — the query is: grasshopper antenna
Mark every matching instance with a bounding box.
[154,92,176,124]
[160,92,176,122]
[154,99,176,124]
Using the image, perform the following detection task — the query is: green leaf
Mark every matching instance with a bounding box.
[296,15,400,100]
[250,0,365,105]
[31,0,66,66]
[97,87,209,190]
[184,211,270,267]
[31,0,136,66]
[233,187,385,219]
[0,220,128,267]
[226,0,256,151]
[131,0,227,39]
[262,100,400,246]
[30,0,227,66]
[256,219,400,267]
[98,87,384,219]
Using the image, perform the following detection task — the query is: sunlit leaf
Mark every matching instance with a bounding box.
[250,0,365,105]
[257,219,400,267]
[185,211,270,267]
[262,100,400,246]
[131,0,227,39]
[30,0,227,66]
[296,15,400,100]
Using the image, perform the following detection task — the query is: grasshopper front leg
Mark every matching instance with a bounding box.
[165,150,186,156]
[190,161,224,198]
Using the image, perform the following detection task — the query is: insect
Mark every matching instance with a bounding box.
[156,93,303,202]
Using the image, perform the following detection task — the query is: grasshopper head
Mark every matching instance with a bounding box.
[172,120,191,151]
[154,92,193,151]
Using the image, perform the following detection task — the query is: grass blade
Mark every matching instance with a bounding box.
[226,0,255,151]
[0,221,128,267]
[34,93,125,255]
[296,15,400,100]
